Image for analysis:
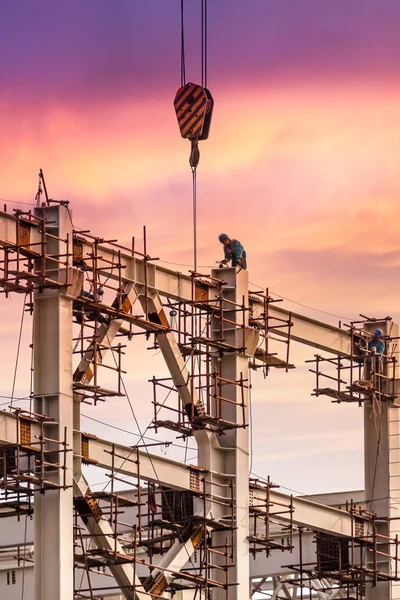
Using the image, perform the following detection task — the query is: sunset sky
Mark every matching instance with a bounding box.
[1,0,400,496]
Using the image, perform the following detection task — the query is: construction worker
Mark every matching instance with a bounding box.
[368,329,385,355]
[367,329,385,373]
[74,287,109,324]
[218,234,247,270]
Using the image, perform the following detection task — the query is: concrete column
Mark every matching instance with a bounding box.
[210,267,250,600]
[364,321,400,600]
[33,205,74,600]
[389,406,400,600]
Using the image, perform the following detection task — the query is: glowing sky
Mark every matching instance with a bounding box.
[1,0,400,495]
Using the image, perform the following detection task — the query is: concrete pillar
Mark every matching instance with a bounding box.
[364,320,400,600]
[210,267,250,600]
[33,205,74,600]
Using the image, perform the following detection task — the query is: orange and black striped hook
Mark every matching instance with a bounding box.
[173,82,214,170]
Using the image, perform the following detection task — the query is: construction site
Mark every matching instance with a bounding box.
[1,2,399,600]
[0,196,398,600]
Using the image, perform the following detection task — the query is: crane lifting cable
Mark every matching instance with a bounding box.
[174,0,213,271]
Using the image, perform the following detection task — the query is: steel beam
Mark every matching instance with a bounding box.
[72,283,139,481]
[73,476,147,600]
[0,410,23,444]
[209,267,251,600]
[81,239,351,355]
[136,291,206,417]
[0,410,359,538]
[135,289,217,472]
[250,486,356,538]
[32,205,74,600]
[82,433,358,538]
[251,574,358,600]
[250,301,351,355]
[144,530,205,598]
[362,322,400,600]
[79,432,196,491]
[0,211,351,355]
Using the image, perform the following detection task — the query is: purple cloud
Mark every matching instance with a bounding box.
[1,0,400,109]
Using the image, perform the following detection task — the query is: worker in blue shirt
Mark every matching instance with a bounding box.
[368,329,385,354]
[367,329,385,373]
[218,234,247,270]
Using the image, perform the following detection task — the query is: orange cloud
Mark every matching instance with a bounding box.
[3,81,400,313]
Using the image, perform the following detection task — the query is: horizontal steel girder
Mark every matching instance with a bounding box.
[0,410,357,538]
[0,211,351,355]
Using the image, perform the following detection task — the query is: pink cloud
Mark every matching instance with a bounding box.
[3,82,400,318]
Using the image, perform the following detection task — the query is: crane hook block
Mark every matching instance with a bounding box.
[174,82,214,141]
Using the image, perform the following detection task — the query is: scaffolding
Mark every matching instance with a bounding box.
[71,227,170,405]
[143,477,236,598]
[283,507,400,600]
[150,274,293,437]
[249,478,295,557]
[0,407,70,519]
[249,289,294,374]
[147,271,248,435]
[0,207,71,298]
[73,443,237,599]
[307,318,397,405]
[68,240,296,597]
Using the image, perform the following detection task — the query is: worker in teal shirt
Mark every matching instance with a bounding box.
[367,328,385,373]
[368,329,385,355]
[218,234,247,270]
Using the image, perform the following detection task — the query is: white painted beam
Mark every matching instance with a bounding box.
[144,530,204,598]
[32,205,74,600]
[251,487,356,538]
[0,410,360,539]
[81,238,351,355]
[73,476,147,600]
[250,301,351,355]
[0,211,352,355]
[136,291,205,414]
[79,432,196,492]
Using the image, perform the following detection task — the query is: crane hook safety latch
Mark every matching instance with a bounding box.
[173,82,214,142]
